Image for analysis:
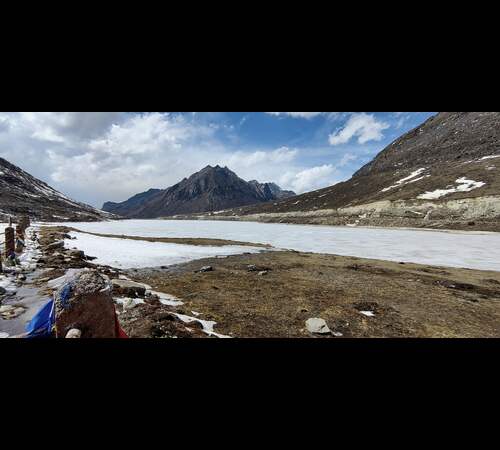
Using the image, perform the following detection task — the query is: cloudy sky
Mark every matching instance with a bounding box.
[0,112,435,207]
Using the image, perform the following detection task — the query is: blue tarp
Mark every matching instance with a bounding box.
[25,299,55,338]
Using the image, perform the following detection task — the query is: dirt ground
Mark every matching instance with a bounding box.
[125,250,500,338]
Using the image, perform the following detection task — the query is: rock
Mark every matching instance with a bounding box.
[68,249,84,258]
[65,329,82,338]
[0,287,6,295]
[17,274,27,282]
[306,318,331,335]
[197,266,213,273]
[55,270,118,338]
[0,305,14,314]
[258,271,268,276]
[111,279,147,297]
[247,265,258,272]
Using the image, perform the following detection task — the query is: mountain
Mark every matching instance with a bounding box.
[102,189,162,217]
[214,112,500,231]
[102,165,296,218]
[0,157,113,222]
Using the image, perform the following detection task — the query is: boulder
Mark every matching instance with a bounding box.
[111,279,147,297]
[55,270,117,338]
[306,318,331,335]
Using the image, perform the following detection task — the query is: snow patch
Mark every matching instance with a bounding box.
[417,178,486,200]
[173,313,231,338]
[381,168,427,192]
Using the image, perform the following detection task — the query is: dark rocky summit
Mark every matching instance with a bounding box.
[102,165,295,218]
[0,157,113,222]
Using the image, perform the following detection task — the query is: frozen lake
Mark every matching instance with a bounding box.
[43,219,500,272]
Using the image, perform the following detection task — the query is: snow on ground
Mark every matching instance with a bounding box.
[64,231,264,269]
[172,313,231,338]
[418,178,486,200]
[46,220,500,272]
[478,155,500,161]
[381,168,428,192]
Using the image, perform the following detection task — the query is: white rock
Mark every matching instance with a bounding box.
[306,318,331,334]
[65,329,82,338]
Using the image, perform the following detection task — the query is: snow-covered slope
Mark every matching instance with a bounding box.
[0,157,113,222]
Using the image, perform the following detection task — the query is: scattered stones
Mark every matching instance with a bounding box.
[305,318,331,335]
[0,305,26,319]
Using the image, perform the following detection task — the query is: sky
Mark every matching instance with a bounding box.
[0,112,435,208]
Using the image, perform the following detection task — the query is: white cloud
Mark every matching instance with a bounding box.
[279,164,337,193]
[339,152,358,167]
[0,112,338,205]
[329,113,390,146]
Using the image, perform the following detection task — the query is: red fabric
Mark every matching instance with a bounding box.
[114,310,129,339]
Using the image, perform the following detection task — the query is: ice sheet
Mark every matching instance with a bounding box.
[45,219,500,272]
[64,231,264,269]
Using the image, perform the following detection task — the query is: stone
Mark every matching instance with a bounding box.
[68,249,84,258]
[197,266,213,273]
[55,270,118,338]
[0,287,6,295]
[258,271,268,276]
[111,279,147,297]
[65,329,82,338]
[17,274,27,282]
[305,318,331,335]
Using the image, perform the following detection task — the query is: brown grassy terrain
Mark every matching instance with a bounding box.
[126,251,500,338]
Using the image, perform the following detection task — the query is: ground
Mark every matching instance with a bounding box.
[29,226,500,338]
[124,250,500,338]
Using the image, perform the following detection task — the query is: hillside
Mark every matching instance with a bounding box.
[0,157,113,222]
[203,112,500,231]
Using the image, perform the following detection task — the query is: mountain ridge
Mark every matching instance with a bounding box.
[102,165,296,218]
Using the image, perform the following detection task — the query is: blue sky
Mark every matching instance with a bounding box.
[0,112,436,207]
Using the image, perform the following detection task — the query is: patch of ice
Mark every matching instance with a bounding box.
[418,177,486,200]
[360,311,375,317]
[64,232,264,269]
[155,291,184,306]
